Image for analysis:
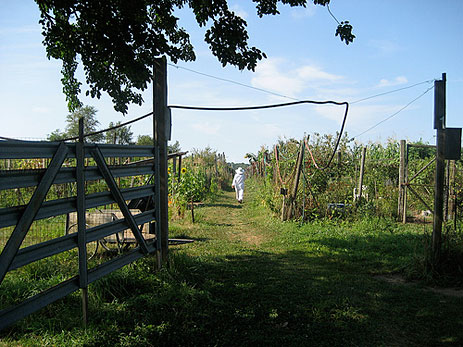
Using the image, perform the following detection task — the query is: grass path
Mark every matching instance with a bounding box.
[167,189,463,346]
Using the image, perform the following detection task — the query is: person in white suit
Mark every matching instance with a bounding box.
[232,167,246,203]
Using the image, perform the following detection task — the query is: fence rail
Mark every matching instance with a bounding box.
[0,136,160,330]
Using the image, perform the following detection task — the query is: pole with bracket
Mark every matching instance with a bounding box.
[432,73,446,268]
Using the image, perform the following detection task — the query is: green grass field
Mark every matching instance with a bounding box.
[0,183,462,346]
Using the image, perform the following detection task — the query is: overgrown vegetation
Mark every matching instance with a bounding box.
[248,134,460,222]
[168,147,233,218]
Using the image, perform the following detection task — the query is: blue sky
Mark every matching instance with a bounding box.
[1,1,462,162]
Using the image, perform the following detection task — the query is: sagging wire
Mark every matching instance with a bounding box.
[169,63,435,106]
[61,111,153,142]
[0,112,154,143]
[170,99,349,169]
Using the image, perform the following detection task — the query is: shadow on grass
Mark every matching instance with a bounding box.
[307,232,427,273]
[3,245,462,346]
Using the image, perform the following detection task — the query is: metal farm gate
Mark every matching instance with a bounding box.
[0,58,173,330]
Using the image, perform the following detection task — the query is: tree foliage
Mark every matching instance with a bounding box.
[105,122,134,145]
[47,105,103,142]
[35,0,354,114]
[64,105,103,142]
[137,135,181,153]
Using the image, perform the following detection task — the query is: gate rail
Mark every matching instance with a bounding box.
[0,136,160,330]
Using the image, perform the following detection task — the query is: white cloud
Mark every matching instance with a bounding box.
[296,66,343,82]
[250,58,344,98]
[376,76,408,88]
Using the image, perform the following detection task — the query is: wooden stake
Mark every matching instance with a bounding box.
[398,140,406,221]
[283,140,304,220]
[357,147,366,205]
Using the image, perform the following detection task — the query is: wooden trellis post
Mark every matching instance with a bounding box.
[356,147,367,205]
[397,140,406,222]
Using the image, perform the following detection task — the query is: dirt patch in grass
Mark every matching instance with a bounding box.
[239,232,265,247]
[375,274,463,298]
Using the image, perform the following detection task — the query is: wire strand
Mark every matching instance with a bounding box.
[168,63,299,101]
[351,85,434,140]
[169,99,348,111]
[350,79,435,104]
[61,112,153,142]
[169,63,437,109]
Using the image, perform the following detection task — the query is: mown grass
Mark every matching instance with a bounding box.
[0,181,462,346]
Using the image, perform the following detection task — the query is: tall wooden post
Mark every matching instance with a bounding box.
[357,147,366,204]
[154,58,170,264]
[432,73,446,267]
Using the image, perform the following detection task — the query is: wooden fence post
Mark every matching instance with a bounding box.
[154,57,170,264]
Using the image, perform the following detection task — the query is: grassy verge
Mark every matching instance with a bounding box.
[1,181,462,346]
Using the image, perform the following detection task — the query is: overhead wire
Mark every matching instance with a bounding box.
[168,63,299,101]
[1,112,154,142]
[61,111,153,142]
[350,79,435,104]
[1,62,435,146]
[350,85,435,140]
[168,64,434,106]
